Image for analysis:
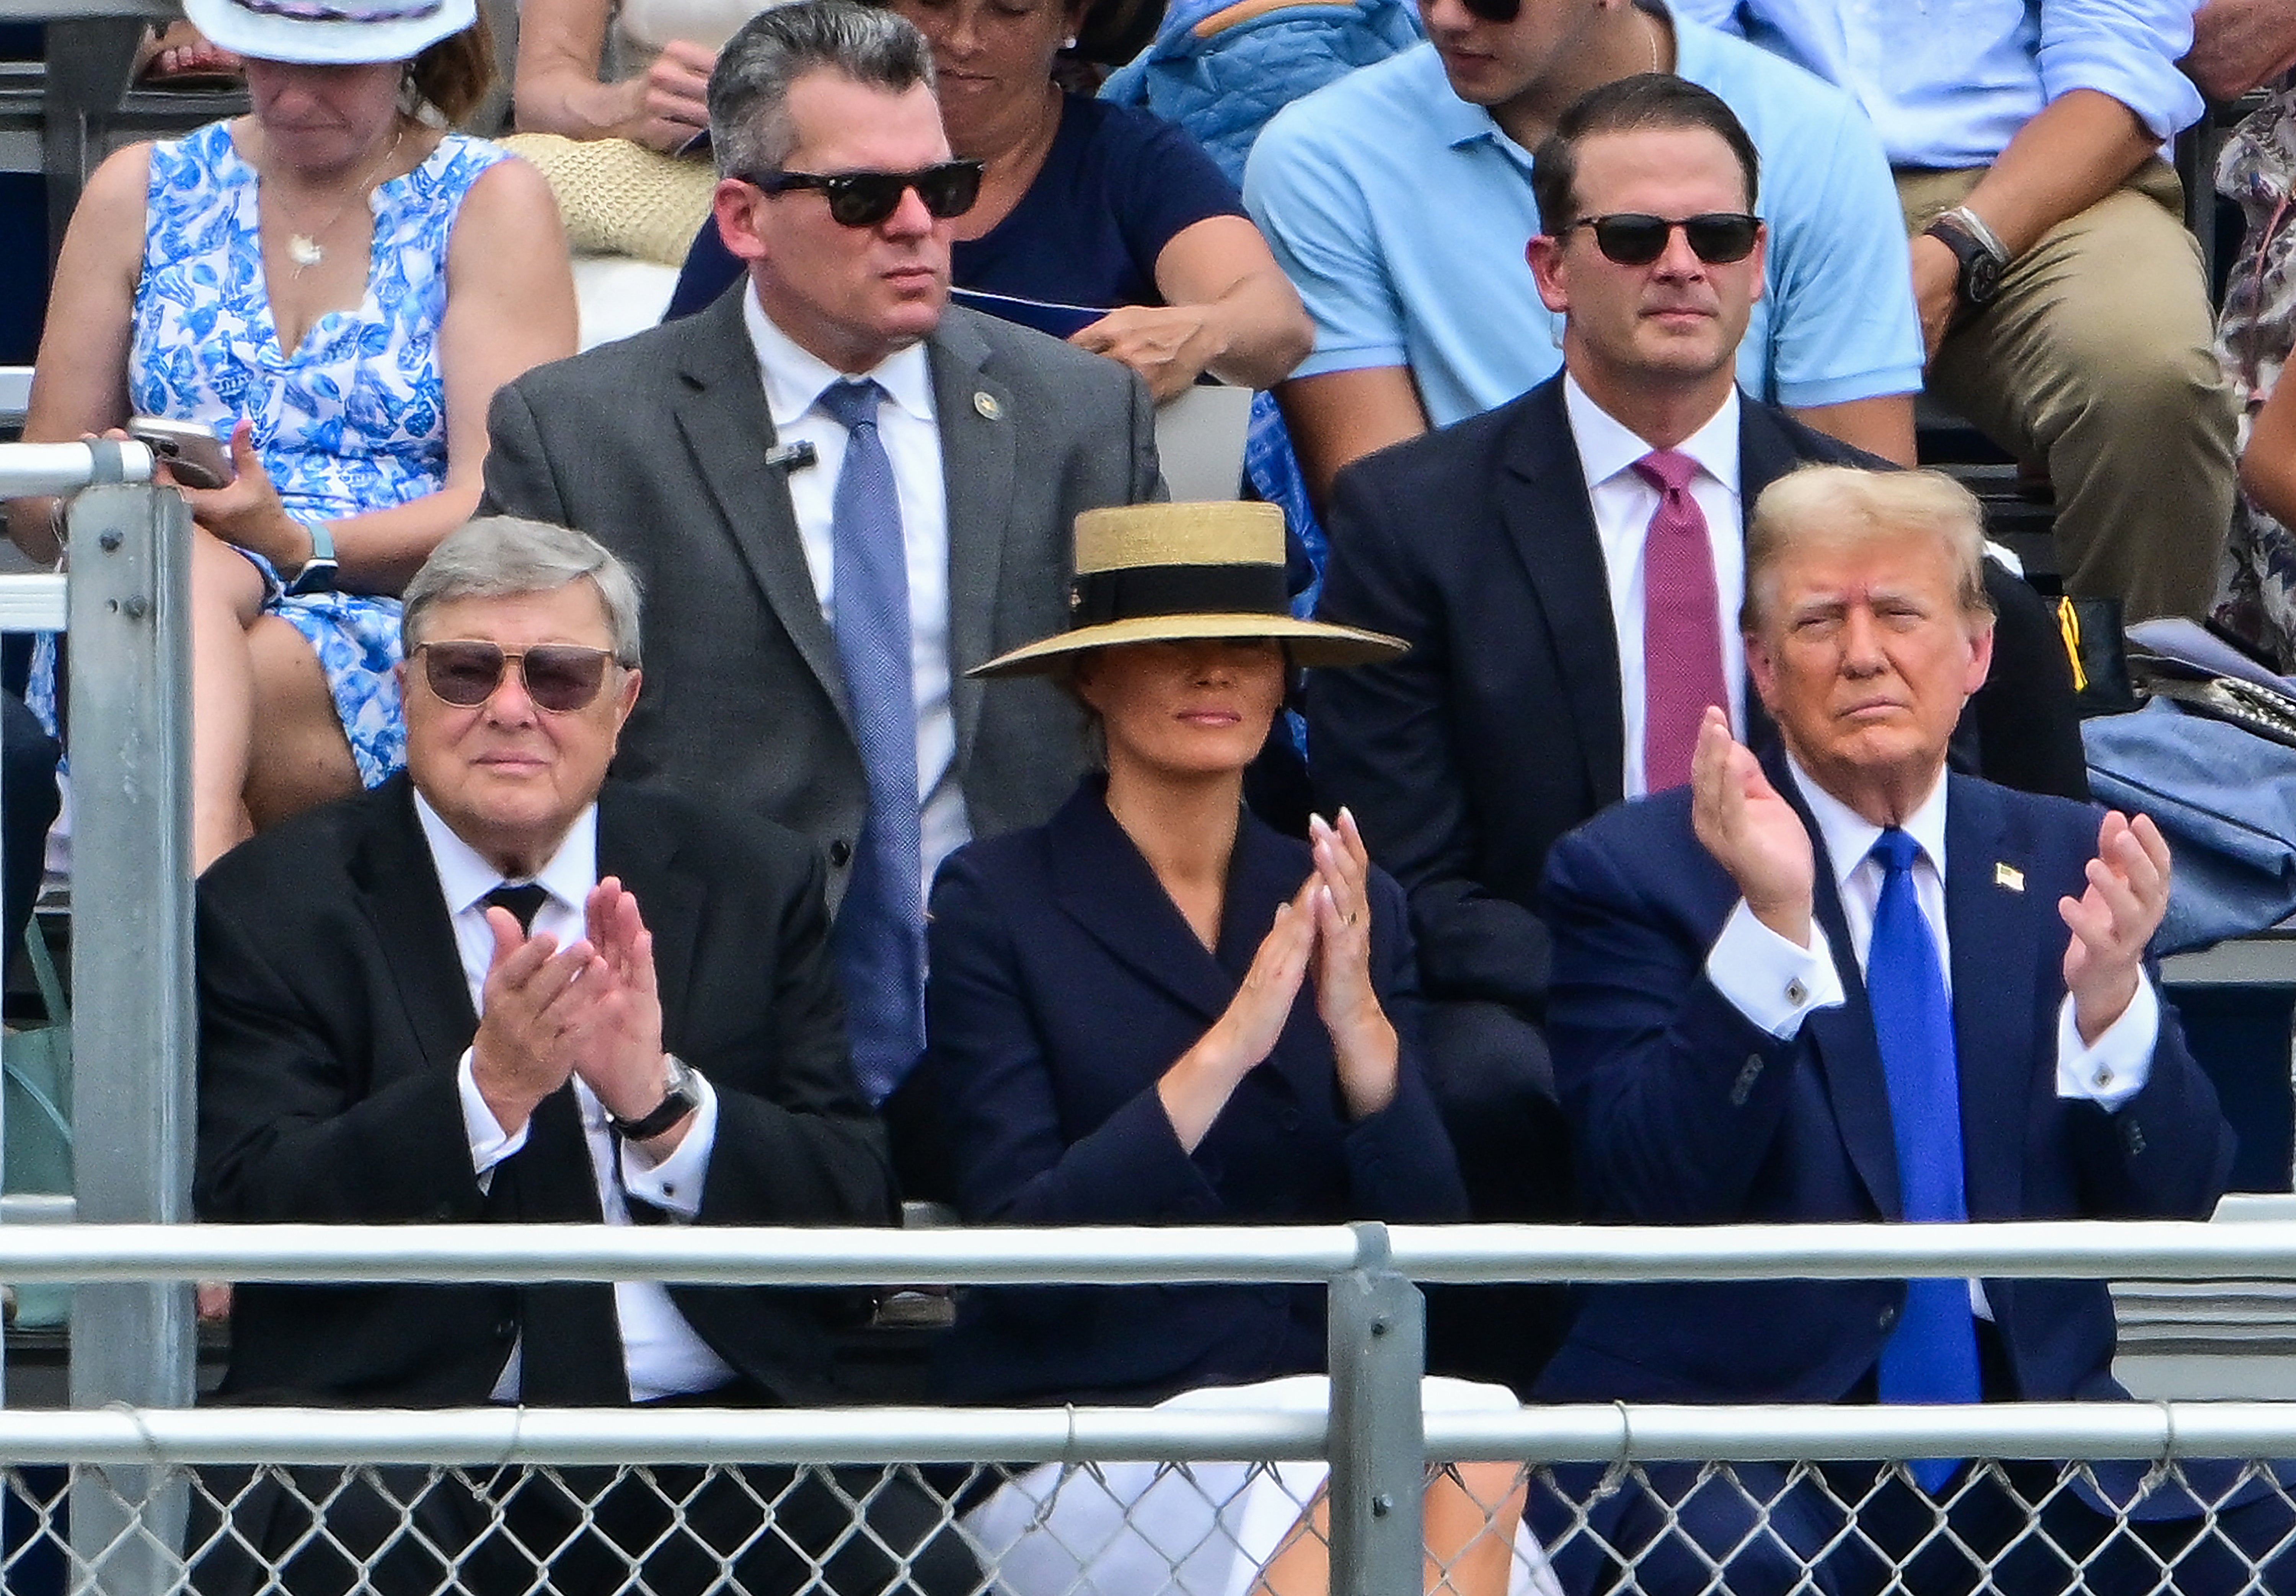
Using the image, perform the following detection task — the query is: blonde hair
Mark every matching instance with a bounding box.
[1742,466,1995,634]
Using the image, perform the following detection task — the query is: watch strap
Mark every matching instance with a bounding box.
[1923,208,2008,314]
[608,1054,700,1141]
[286,520,339,595]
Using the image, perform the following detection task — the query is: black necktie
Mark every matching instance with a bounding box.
[477,881,629,1404]
[482,882,550,933]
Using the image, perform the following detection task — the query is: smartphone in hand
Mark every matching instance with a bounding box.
[126,417,236,490]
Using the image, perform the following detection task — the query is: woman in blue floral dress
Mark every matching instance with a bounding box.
[18,0,574,868]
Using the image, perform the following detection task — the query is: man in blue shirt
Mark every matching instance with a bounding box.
[1677,0,2235,623]
[1243,0,1923,508]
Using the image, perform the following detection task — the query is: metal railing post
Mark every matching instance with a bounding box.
[1326,1221,1424,1596]
[65,482,194,1594]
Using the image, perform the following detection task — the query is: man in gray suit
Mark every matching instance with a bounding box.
[482,0,1161,1104]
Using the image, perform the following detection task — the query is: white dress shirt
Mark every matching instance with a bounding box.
[416,793,736,1403]
[1701,761,2162,1318]
[743,289,971,904]
[1564,376,1747,797]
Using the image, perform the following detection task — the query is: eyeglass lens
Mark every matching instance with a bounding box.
[1578,213,1761,267]
[754,162,983,227]
[420,642,613,713]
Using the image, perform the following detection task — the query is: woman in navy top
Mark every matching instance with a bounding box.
[667,0,1310,401]
[924,500,1531,1596]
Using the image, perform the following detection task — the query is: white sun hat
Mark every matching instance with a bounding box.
[183,0,478,65]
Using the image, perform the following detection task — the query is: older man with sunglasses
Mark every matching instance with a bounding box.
[481,0,1159,1125]
[1306,76,2086,1397]
[192,517,980,1596]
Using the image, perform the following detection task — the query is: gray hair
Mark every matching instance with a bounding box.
[708,1,937,180]
[401,518,643,666]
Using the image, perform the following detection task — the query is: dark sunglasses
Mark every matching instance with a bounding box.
[1459,0,1520,19]
[413,641,622,714]
[742,160,985,227]
[1569,212,1761,267]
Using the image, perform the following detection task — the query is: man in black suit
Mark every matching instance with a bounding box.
[1307,75,2085,1391]
[193,517,974,1596]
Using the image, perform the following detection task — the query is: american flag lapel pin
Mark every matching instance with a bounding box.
[1995,862,2025,892]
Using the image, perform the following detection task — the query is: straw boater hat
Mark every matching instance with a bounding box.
[969,502,1407,678]
[184,0,477,65]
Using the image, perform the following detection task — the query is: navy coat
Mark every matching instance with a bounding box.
[1533,762,2235,1408]
[925,780,1468,1404]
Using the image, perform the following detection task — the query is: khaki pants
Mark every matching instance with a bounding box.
[1897,159,2237,621]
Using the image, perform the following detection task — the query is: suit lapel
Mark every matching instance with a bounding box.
[1500,379,1626,810]
[347,778,481,1072]
[1736,395,1813,505]
[1770,752,1903,1218]
[932,312,1017,769]
[1049,787,1252,1023]
[672,291,854,736]
[1942,775,2036,1223]
[596,786,704,1037]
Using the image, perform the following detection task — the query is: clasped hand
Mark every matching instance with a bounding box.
[1176,809,1398,1133]
[470,877,670,1137]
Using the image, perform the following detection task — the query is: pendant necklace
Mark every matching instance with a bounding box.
[277,124,405,275]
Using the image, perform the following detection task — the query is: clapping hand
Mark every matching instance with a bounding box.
[1158,813,1399,1149]
[563,878,682,1146]
[2061,809,2171,1045]
[468,909,593,1135]
[1689,707,1816,948]
[1308,809,1398,1119]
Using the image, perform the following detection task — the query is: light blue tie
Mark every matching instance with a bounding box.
[820,379,924,1103]
[1866,827,1982,1492]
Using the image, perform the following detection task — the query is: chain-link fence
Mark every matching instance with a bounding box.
[7,1405,2296,1594]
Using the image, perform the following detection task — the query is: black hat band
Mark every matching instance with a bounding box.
[1070,562,1289,627]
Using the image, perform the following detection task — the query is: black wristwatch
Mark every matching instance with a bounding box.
[1923,207,2009,321]
[285,519,339,596]
[609,1054,702,1140]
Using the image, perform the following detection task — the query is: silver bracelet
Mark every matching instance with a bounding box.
[1941,204,2010,264]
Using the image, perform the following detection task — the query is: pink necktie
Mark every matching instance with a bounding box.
[1634,449,1726,791]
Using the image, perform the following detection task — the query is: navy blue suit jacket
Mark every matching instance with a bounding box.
[1309,374,2087,1020]
[925,780,1468,1404]
[1533,766,2234,1407]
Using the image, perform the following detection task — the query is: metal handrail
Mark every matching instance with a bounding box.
[2,1399,2296,1466]
[1,1218,2293,1286]
[0,437,153,498]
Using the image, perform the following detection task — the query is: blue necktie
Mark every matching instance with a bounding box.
[1866,828,1982,1492]
[819,379,925,1103]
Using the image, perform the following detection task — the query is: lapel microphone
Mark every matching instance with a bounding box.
[765,440,818,472]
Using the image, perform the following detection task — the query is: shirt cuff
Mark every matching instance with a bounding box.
[617,1068,717,1220]
[1705,899,1846,1038]
[457,1046,528,1185]
[2055,976,2159,1111]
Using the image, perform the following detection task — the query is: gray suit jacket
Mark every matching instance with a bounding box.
[480,289,1163,908]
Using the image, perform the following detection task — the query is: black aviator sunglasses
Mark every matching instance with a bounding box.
[740,160,985,228]
[1568,212,1762,267]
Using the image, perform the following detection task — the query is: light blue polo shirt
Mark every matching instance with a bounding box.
[1243,22,1924,428]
